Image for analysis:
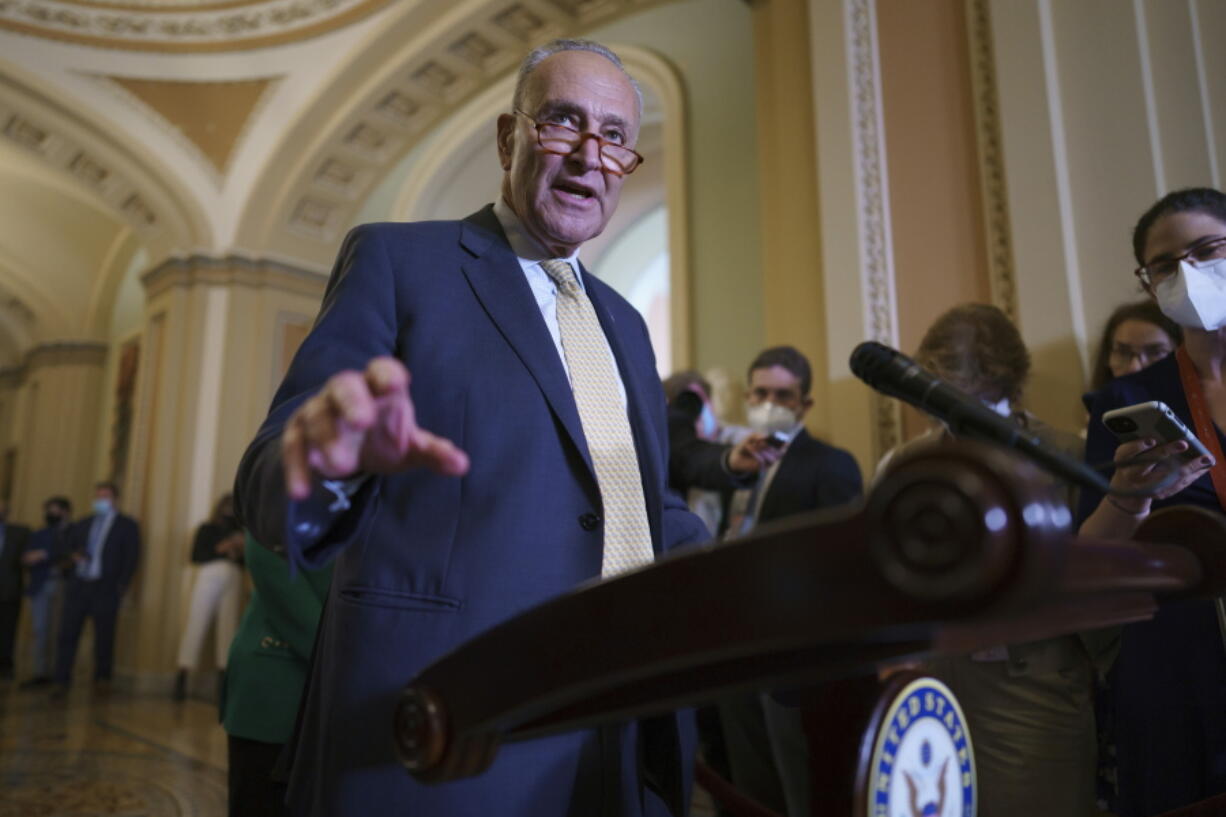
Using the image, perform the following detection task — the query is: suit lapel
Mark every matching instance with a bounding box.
[458,208,596,481]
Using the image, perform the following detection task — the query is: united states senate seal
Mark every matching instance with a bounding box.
[864,676,975,817]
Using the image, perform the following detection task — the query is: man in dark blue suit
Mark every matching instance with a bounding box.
[52,482,140,696]
[236,39,710,817]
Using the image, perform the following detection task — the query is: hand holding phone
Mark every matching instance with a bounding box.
[764,430,791,449]
[1102,401,1214,464]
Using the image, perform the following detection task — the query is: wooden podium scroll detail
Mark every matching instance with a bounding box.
[393,441,1226,792]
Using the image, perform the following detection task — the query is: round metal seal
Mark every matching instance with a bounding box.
[861,675,975,817]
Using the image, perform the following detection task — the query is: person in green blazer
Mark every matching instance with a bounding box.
[221,534,331,817]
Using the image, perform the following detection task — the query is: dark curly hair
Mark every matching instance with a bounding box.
[915,303,1029,405]
[1088,300,1181,392]
[1132,187,1226,266]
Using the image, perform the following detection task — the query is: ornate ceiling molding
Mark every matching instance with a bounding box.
[0,0,392,53]
[0,70,209,248]
[259,0,683,251]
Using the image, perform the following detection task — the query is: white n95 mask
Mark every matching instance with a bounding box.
[746,401,797,434]
[1156,257,1226,331]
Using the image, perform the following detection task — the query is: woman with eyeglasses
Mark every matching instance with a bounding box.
[1089,300,1182,392]
[1079,187,1226,815]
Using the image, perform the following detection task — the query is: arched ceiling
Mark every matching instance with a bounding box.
[0,0,687,366]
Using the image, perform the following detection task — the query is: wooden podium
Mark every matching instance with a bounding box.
[391,441,1226,812]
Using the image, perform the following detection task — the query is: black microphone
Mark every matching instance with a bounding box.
[849,340,1111,493]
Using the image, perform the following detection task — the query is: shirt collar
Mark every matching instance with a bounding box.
[493,198,583,280]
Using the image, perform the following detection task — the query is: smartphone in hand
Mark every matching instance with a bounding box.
[764,430,791,449]
[1102,400,1214,464]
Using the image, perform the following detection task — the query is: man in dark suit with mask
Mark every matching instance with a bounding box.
[719,345,862,816]
[52,482,140,696]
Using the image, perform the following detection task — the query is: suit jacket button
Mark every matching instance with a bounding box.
[578,513,601,531]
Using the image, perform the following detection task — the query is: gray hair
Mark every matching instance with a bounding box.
[512,38,643,118]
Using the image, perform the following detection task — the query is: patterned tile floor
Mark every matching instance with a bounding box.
[0,679,719,816]
[0,682,227,817]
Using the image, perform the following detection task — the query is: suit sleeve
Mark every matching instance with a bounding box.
[667,408,750,493]
[816,449,864,508]
[234,224,402,571]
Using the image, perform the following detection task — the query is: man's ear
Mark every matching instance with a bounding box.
[797,395,814,421]
[496,114,515,171]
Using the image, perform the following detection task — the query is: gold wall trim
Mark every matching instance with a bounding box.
[24,340,108,369]
[966,0,1016,321]
[0,0,391,54]
[846,0,901,457]
[141,253,328,300]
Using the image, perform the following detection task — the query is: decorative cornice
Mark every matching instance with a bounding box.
[846,0,901,458]
[966,0,1016,322]
[141,253,328,300]
[24,340,108,369]
[0,0,392,53]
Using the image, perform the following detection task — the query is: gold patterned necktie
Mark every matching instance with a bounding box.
[540,259,654,577]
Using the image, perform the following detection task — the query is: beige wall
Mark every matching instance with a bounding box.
[878,0,991,441]
[593,0,765,380]
[992,0,1226,432]
[752,0,830,431]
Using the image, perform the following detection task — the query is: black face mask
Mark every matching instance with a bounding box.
[45,513,63,527]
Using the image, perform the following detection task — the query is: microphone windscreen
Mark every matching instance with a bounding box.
[849,341,901,391]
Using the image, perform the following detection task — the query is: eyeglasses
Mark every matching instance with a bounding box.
[1135,235,1226,288]
[1108,341,1173,367]
[513,109,644,176]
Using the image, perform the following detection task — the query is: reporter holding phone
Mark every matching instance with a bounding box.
[1079,188,1226,816]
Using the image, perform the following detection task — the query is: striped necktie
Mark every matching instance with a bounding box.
[541,259,654,577]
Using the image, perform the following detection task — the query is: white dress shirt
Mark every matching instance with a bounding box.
[492,198,627,406]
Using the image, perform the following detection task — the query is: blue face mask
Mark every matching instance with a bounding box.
[92,498,113,516]
[697,403,719,440]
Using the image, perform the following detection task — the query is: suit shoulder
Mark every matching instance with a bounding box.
[352,219,464,239]
[797,434,861,473]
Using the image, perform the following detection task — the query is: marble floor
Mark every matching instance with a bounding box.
[0,679,719,817]
[0,682,227,817]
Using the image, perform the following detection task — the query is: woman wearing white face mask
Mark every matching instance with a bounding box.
[1079,187,1226,816]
